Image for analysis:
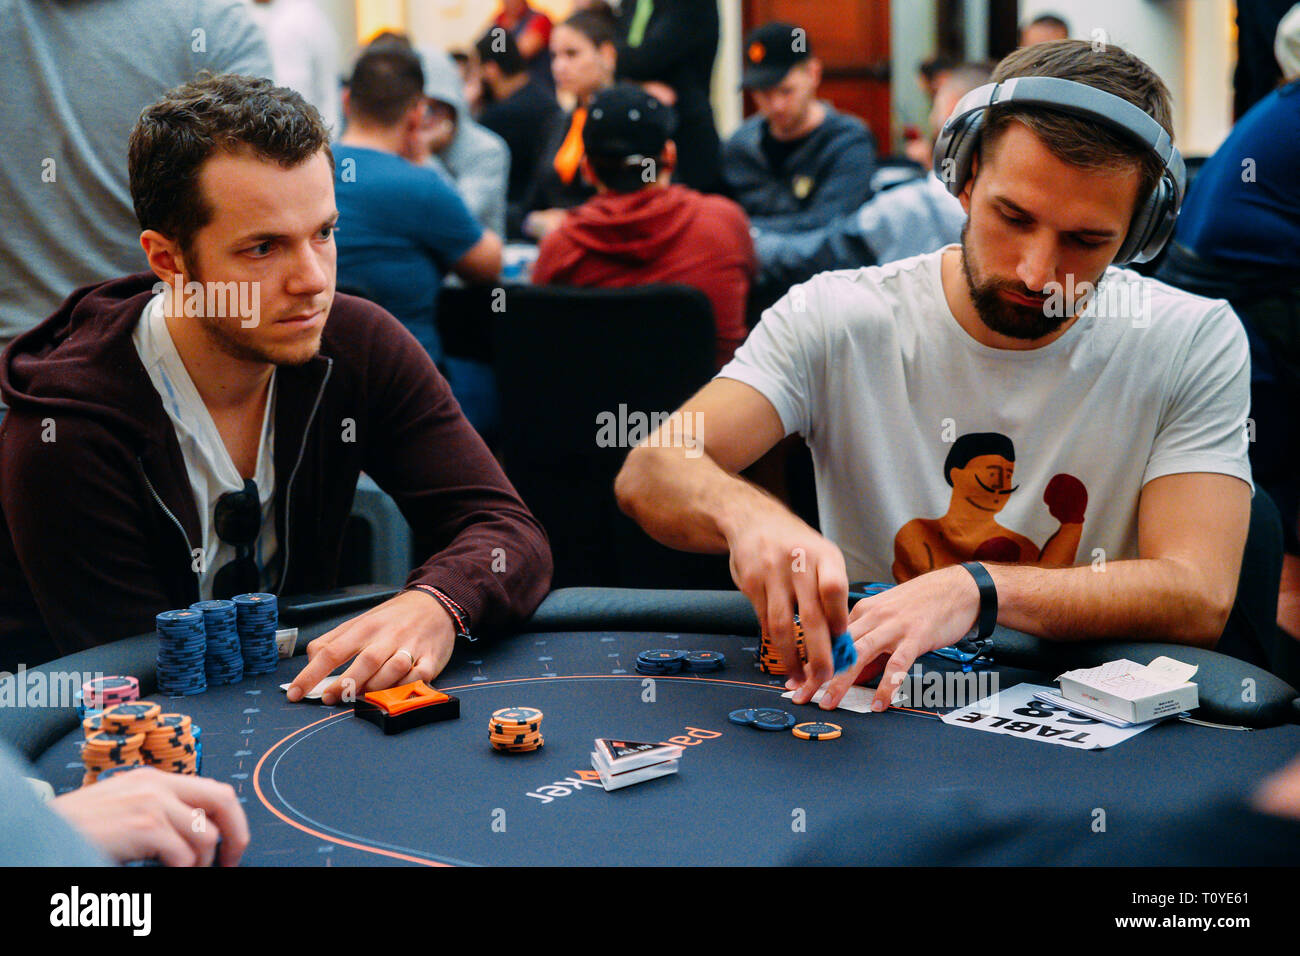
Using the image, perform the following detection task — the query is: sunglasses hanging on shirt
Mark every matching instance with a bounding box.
[213,478,263,600]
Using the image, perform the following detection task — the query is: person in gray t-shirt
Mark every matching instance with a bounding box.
[0,0,272,352]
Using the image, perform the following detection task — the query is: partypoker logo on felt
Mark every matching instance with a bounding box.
[523,725,721,804]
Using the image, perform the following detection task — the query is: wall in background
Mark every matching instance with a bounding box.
[1020,0,1235,157]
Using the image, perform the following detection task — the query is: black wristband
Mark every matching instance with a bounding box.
[960,561,998,639]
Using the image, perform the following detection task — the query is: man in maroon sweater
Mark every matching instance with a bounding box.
[532,84,755,369]
[0,74,552,704]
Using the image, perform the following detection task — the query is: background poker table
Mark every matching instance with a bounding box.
[8,587,1300,866]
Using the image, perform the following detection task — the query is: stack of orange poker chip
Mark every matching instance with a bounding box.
[81,702,199,784]
[141,713,198,775]
[489,707,544,753]
[757,617,809,675]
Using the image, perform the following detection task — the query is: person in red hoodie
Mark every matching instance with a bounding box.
[532,84,755,369]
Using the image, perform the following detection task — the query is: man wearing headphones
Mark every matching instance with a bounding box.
[616,40,1254,712]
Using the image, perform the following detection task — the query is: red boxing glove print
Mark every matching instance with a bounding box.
[1043,473,1087,525]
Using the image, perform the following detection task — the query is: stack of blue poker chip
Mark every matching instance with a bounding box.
[192,724,203,775]
[156,609,208,696]
[233,592,279,675]
[684,650,726,673]
[635,649,687,675]
[191,599,244,685]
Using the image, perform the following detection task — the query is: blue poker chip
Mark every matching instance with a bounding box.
[635,649,685,674]
[751,708,797,731]
[638,649,687,662]
[685,650,726,672]
[849,582,894,602]
[831,631,858,673]
[728,708,758,726]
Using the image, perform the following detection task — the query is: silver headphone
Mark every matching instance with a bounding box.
[932,76,1186,264]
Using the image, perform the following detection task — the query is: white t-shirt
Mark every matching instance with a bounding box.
[718,247,1253,584]
[132,294,279,599]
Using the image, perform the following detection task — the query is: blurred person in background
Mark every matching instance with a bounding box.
[418,45,511,237]
[476,27,562,212]
[513,7,619,240]
[721,22,877,235]
[1156,7,1300,642]
[533,84,754,369]
[489,0,555,92]
[334,45,504,437]
[248,0,341,132]
[0,0,270,359]
[609,0,722,192]
[1018,12,1069,47]
[752,63,991,290]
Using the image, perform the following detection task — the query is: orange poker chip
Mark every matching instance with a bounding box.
[83,731,145,752]
[489,731,542,745]
[491,737,544,753]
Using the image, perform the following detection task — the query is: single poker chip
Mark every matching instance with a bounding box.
[638,649,687,662]
[83,675,139,697]
[491,723,543,738]
[751,708,797,731]
[792,721,843,741]
[492,707,543,725]
[83,731,146,751]
[685,651,726,672]
[82,714,106,738]
[101,701,162,728]
[489,732,542,746]
[728,708,758,726]
[491,736,544,753]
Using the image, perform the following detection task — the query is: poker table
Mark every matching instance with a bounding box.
[7,587,1300,866]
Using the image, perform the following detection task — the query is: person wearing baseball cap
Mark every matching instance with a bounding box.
[532,84,755,370]
[721,22,877,238]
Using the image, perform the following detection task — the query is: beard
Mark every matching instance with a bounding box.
[186,259,324,367]
[959,221,1075,342]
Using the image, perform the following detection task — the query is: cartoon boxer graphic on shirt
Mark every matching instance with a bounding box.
[892,432,1088,582]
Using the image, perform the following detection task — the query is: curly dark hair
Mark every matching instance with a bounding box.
[128,72,334,261]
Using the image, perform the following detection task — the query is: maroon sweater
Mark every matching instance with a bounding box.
[0,274,553,667]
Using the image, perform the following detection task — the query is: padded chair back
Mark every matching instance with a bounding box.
[490,284,732,589]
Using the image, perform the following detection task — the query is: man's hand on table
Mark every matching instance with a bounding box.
[286,590,457,705]
[50,767,250,866]
[818,564,981,713]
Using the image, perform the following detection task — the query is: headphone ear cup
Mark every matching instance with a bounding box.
[1117,175,1173,265]
[934,112,983,198]
[1137,177,1179,263]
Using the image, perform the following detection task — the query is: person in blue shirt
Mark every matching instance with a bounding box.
[1155,71,1300,638]
[334,44,503,433]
